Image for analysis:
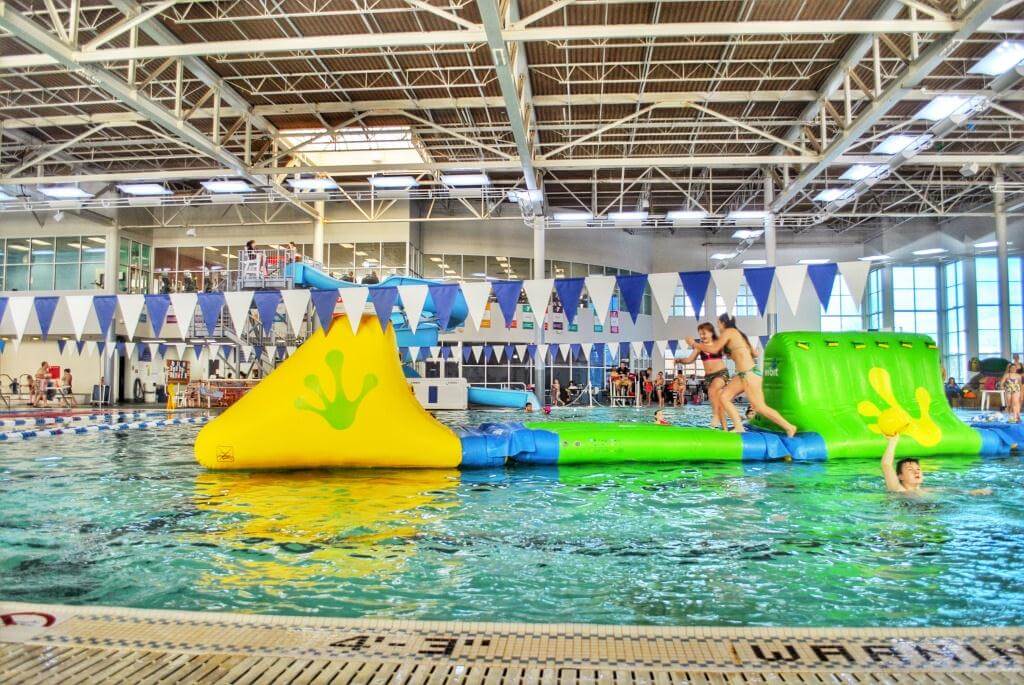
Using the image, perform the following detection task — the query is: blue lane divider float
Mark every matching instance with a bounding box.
[0,410,169,429]
[0,415,211,441]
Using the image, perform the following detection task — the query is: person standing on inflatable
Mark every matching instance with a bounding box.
[679,322,731,429]
[686,314,797,437]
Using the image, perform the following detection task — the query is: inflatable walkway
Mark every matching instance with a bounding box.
[195,321,1023,470]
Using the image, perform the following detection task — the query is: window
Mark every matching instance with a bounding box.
[820,276,862,331]
[892,265,938,341]
[0,236,106,292]
[943,261,967,383]
[866,268,884,330]
[975,256,1024,358]
[670,285,697,318]
[716,283,758,317]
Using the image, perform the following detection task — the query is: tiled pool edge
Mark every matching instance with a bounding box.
[2,601,1023,682]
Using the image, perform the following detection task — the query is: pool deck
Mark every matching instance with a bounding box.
[1,601,1022,683]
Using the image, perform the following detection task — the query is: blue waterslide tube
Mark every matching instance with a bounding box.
[467,386,539,409]
[287,262,469,331]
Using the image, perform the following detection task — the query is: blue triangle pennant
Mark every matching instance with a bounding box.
[145,294,171,337]
[252,290,281,335]
[616,274,648,324]
[570,343,582,361]
[593,342,605,363]
[93,295,118,337]
[482,344,494,363]
[75,340,86,355]
[679,271,712,319]
[96,341,106,355]
[193,343,204,358]
[220,345,232,360]
[369,287,399,331]
[491,280,523,328]
[619,341,631,360]
[553,278,585,324]
[428,283,459,330]
[116,342,126,356]
[526,344,537,361]
[57,339,67,355]
[504,343,515,361]
[743,266,776,316]
[0,297,7,330]
[462,345,472,362]
[807,263,839,309]
[157,343,168,358]
[310,288,339,331]
[34,296,59,340]
[441,345,452,360]
[643,340,654,357]
[197,292,226,336]
[668,339,679,354]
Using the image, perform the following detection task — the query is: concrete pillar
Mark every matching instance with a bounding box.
[963,256,980,365]
[103,222,120,402]
[312,200,325,264]
[533,225,546,402]
[763,169,778,337]
[994,168,1012,357]
[881,263,894,331]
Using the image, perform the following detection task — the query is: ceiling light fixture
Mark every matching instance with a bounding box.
[969,40,1024,76]
[840,165,886,181]
[201,180,254,193]
[39,186,92,199]
[440,173,490,187]
[117,183,172,196]
[798,258,830,265]
[287,177,338,191]
[912,248,948,256]
[368,175,418,189]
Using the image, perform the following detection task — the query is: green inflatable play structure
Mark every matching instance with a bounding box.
[457,331,1018,466]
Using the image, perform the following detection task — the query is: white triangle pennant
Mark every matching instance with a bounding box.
[408,346,420,363]
[647,272,681,323]
[522,278,554,319]
[222,291,254,333]
[470,345,482,363]
[84,340,97,357]
[117,294,145,340]
[657,339,671,356]
[495,345,506,363]
[585,275,616,325]
[280,289,311,336]
[558,343,570,362]
[169,293,198,338]
[711,269,744,315]
[124,342,136,361]
[538,343,549,360]
[64,295,93,341]
[608,342,619,361]
[581,342,593,362]
[172,342,186,359]
[430,346,440,359]
[338,287,370,334]
[147,342,159,360]
[8,297,34,342]
[515,344,528,361]
[460,282,492,332]
[286,345,297,357]
[838,260,873,311]
[775,264,808,315]
[397,284,429,334]
[631,340,645,359]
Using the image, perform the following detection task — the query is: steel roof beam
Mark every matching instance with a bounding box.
[4,16,1022,68]
[0,0,318,219]
[770,0,1012,213]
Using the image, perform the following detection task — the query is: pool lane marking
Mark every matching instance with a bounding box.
[0,415,211,441]
[1,603,1023,673]
[0,410,169,428]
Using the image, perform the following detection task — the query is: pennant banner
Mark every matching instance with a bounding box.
[252,290,281,335]
[427,283,459,331]
[368,287,399,331]
[616,274,648,324]
[397,284,428,334]
[807,263,839,310]
[491,280,523,328]
[775,264,808,315]
[145,294,171,337]
[584,275,616,325]
[648,272,681,323]
[679,271,712,319]
[197,291,226,336]
[310,288,339,331]
[553,278,585,324]
[743,266,776,316]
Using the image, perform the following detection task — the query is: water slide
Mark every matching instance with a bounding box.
[467,386,541,410]
[195,322,1024,470]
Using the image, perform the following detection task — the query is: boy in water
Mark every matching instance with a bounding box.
[882,434,991,496]
[654,409,671,425]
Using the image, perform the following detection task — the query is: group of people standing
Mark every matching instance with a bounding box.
[30,361,76,408]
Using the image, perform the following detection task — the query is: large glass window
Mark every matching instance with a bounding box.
[670,285,697,318]
[892,265,938,340]
[943,261,967,383]
[716,283,758,317]
[975,256,1023,358]
[865,268,884,330]
[0,236,106,292]
[820,275,862,331]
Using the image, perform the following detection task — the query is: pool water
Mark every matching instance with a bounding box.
[2,406,1024,627]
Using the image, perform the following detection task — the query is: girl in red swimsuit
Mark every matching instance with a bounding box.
[679,323,731,429]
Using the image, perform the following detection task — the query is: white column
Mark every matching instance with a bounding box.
[103,222,120,402]
[994,168,1012,357]
[533,225,546,402]
[312,200,325,264]
[763,169,778,337]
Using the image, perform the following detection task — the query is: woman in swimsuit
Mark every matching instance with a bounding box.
[1001,363,1022,422]
[686,314,797,437]
[679,322,731,429]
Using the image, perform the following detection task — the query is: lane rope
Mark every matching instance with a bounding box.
[0,415,212,441]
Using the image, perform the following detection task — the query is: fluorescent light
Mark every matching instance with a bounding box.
[553,210,593,222]
[975,240,999,248]
[813,188,853,203]
[728,210,768,220]
[369,175,418,189]
[912,248,947,256]
[429,256,443,262]
[67,242,84,249]
[287,177,338,191]
[88,237,106,244]
[608,211,648,222]
[355,251,367,256]
[840,164,885,181]
[859,255,890,262]
[205,246,220,253]
[39,186,92,199]
[341,243,354,248]
[441,173,490,187]
[32,250,54,256]
[799,258,830,265]
[666,209,708,222]
[201,180,254,193]
[0,191,15,202]
[710,252,738,260]
[742,259,767,266]
[969,41,1024,76]
[30,239,51,246]
[8,244,29,252]
[915,95,970,122]
[871,135,919,155]
[732,229,764,240]
[117,183,171,196]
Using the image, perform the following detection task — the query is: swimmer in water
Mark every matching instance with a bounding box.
[654,409,670,425]
[882,434,992,496]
